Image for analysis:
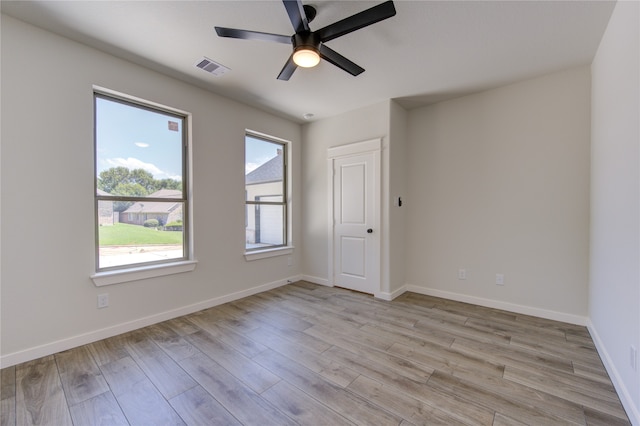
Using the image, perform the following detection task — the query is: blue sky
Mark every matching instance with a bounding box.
[96,96,281,179]
[245,135,281,174]
[96,97,184,181]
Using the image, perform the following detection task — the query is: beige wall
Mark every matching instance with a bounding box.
[2,12,638,421]
[301,102,389,282]
[1,15,302,363]
[301,67,592,319]
[388,101,408,296]
[301,101,392,294]
[590,0,640,421]
[405,66,591,322]
[299,100,405,299]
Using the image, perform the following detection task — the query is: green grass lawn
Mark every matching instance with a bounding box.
[99,223,182,246]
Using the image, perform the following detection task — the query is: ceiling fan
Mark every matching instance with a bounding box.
[214,0,396,81]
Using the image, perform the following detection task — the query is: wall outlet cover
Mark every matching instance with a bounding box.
[97,294,109,309]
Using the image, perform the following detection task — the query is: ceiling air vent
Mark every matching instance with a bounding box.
[195,57,230,76]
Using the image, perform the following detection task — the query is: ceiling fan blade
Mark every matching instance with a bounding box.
[317,0,396,43]
[215,27,291,44]
[277,55,298,80]
[319,45,365,76]
[282,0,309,33]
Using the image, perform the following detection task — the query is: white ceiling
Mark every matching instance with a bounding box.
[1,1,615,122]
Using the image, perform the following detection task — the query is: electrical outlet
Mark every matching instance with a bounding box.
[287,256,293,267]
[496,274,505,286]
[631,346,637,370]
[458,268,466,280]
[97,293,109,309]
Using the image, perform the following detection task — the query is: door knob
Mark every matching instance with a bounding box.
[367,228,373,233]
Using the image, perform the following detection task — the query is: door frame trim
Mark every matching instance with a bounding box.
[327,138,382,294]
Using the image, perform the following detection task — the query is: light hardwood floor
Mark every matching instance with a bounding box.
[0,281,631,425]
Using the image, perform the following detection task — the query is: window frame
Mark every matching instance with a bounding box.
[92,89,194,281]
[244,131,291,258]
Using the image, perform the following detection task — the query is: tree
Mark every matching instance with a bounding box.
[156,178,182,191]
[97,167,130,193]
[111,183,148,212]
[97,167,182,203]
[129,169,157,193]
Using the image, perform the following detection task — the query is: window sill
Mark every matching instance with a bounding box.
[244,246,294,261]
[91,260,198,286]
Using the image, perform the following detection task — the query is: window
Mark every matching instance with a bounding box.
[245,133,287,252]
[94,92,189,272]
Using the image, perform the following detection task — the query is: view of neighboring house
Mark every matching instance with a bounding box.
[96,188,115,226]
[245,150,283,245]
[120,189,183,226]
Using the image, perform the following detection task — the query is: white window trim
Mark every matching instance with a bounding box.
[244,129,293,259]
[244,246,294,261]
[91,260,198,286]
[92,86,196,284]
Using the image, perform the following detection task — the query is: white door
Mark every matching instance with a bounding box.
[329,140,380,294]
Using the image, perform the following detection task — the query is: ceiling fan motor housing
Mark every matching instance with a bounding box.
[292,32,321,53]
[292,32,321,67]
[215,0,396,79]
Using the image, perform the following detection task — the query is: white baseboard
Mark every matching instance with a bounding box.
[404,284,588,326]
[0,276,296,368]
[376,285,408,301]
[587,320,640,425]
[301,276,409,302]
[301,274,331,287]
[287,274,304,284]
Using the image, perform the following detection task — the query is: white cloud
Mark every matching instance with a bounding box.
[135,142,150,148]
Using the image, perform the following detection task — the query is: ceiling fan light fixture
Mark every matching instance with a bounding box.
[293,47,320,68]
[215,0,397,80]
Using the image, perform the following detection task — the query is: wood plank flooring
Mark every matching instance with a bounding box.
[0,281,631,425]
